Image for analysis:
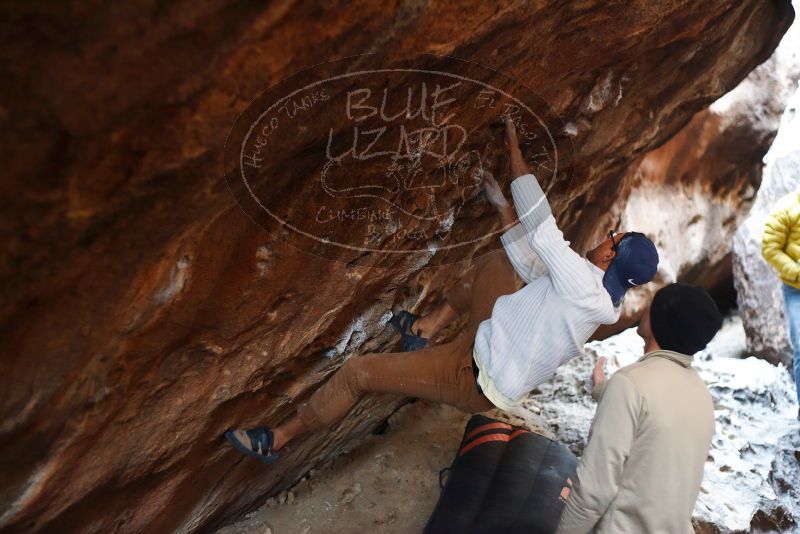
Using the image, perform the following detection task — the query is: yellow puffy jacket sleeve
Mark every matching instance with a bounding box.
[762,201,800,283]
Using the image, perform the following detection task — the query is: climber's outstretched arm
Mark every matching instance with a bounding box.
[505,117,530,179]
[479,118,553,284]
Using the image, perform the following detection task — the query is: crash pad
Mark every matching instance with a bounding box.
[424,414,578,534]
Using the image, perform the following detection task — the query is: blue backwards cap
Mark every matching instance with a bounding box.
[602,232,659,306]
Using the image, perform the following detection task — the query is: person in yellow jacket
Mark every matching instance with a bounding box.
[762,188,800,418]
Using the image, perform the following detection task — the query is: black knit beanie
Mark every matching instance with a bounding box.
[650,283,723,355]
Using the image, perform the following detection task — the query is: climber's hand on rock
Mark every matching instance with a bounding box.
[592,356,607,386]
[482,171,510,209]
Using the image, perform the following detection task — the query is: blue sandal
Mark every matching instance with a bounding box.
[389,310,429,352]
[224,427,279,464]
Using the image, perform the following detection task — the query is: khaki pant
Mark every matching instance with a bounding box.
[297,249,521,431]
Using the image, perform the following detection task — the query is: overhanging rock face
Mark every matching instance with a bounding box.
[0,2,794,532]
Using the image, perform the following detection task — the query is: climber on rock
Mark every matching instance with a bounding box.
[224,117,660,464]
[556,283,723,534]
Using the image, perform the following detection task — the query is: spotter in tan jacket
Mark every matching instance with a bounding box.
[556,283,723,534]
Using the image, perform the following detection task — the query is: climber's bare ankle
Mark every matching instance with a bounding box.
[272,417,308,450]
[413,315,433,338]
[272,428,287,450]
[417,314,446,339]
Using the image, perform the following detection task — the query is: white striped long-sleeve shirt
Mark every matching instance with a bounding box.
[473,174,621,410]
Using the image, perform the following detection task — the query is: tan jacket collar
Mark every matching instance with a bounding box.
[639,349,693,368]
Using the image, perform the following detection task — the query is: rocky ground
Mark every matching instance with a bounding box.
[217,316,800,534]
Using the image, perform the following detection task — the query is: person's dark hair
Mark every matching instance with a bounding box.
[650,283,723,355]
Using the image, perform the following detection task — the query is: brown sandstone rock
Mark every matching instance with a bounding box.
[0,2,793,532]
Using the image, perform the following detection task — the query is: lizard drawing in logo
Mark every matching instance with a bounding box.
[319,120,489,234]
